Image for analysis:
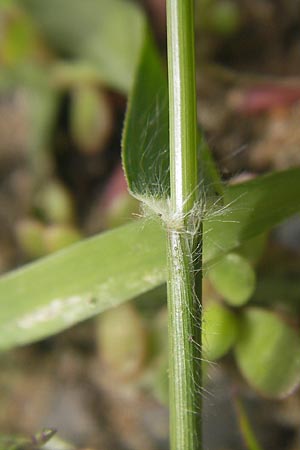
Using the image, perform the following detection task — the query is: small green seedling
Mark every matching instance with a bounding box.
[208,252,256,306]
[0,429,56,450]
[203,301,238,360]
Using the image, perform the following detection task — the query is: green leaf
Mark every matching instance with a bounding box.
[198,135,224,198]
[0,220,166,350]
[208,253,256,306]
[0,428,56,450]
[122,30,170,199]
[98,303,148,378]
[1,66,59,181]
[234,398,264,450]
[234,308,300,398]
[122,29,222,202]
[204,168,300,262]
[1,168,300,350]
[70,85,111,153]
[18,0,145,93]
[238,232,268,265]
[202,302,238,360]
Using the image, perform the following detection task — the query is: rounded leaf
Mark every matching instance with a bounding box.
[208,253,256,306]
[203,302,239,360]
[234,308,300,398]
[35,180,75,225]
[70,86,112,154]
[44,225,81,253]
[16,219,46,258]
[98,303,148,379]
[210,1,240,36]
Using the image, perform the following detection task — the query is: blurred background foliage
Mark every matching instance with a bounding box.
[1,1,300,450]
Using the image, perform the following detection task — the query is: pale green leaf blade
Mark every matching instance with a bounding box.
[0,220,166,350]
[234,308,300,398]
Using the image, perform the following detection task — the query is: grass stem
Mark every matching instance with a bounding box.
[166,1,202,449]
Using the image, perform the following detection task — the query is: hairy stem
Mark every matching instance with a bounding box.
[166,1,202,450]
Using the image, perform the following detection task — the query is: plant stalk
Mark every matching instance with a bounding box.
[166,1,202,450]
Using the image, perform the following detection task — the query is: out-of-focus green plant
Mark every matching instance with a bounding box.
[0,428,56,450]
[197,0,241,36]
[0,0,300,448]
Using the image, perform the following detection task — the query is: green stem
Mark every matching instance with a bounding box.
[166,1,202,450]
[167,0,198,215]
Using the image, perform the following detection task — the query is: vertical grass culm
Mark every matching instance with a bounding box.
[166,1,202,450]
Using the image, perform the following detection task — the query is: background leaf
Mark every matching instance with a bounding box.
[202,302,239,360]
[234,308,300,398]
[203,168,300,263]
[234,398,264,450]
[208,253,256,306]
[18,0,145,93]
